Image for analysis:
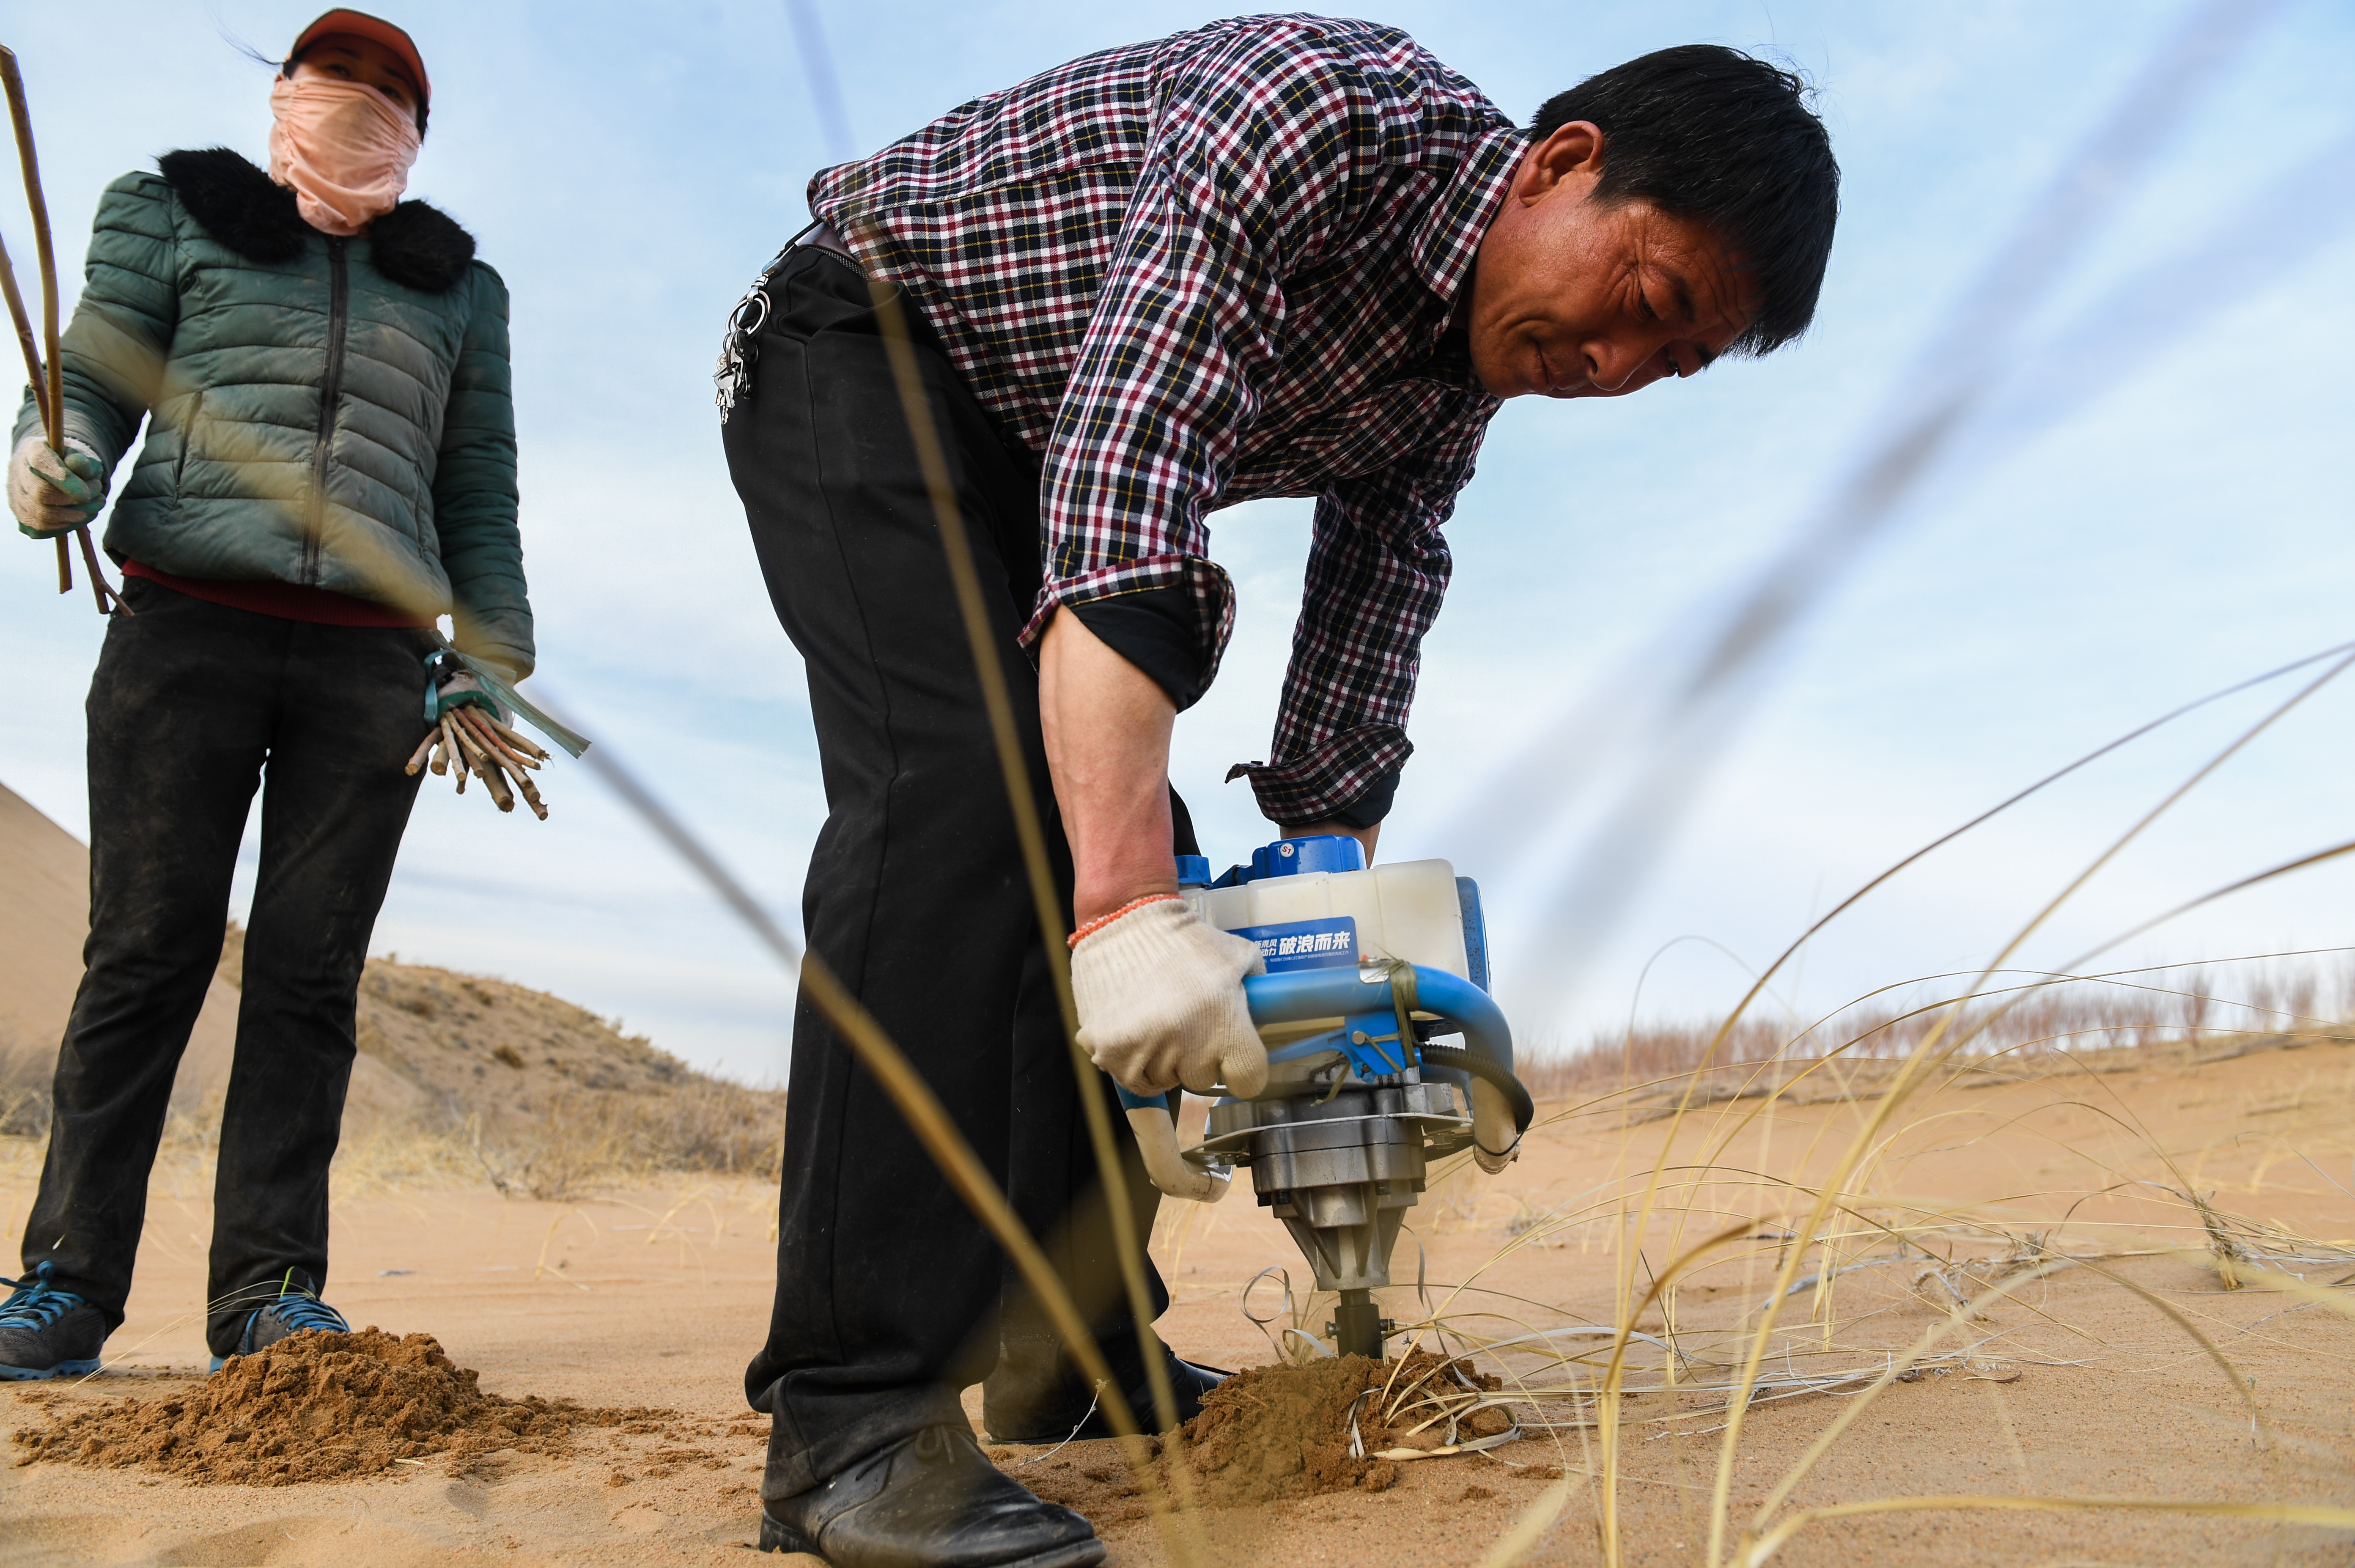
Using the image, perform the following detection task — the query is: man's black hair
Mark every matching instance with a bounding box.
[1532,45,1837,355]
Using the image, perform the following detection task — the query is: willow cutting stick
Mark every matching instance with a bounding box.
[0,44,120,614]
[406,703,549,820]
[476,711,549,762]
[0,68,60,594]
[456,706,539,775]
[447,711,519,814]
[453,707,548,818]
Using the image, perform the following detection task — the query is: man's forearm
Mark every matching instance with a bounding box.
[1039,610,1179,925]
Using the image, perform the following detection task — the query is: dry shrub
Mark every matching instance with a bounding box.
[0,928,787,1199]
[1414,934,2355,1563]
[1516,953,2355,1103]
[215,926,789,1197]
[458,1079,785,1200]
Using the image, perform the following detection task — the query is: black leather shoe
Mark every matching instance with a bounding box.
[984,1343,1229,1444]
[758,1424,1104,1567]
[1077,1352,1227,1440]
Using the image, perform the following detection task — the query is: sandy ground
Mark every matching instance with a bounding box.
[5,1041,2354,1567]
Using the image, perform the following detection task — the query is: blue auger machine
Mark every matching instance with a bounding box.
[1118,835,1534,1360]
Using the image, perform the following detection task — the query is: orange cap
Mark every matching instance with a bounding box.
[288,10,431,120]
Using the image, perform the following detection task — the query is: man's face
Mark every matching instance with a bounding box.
[1463,122,1756,401]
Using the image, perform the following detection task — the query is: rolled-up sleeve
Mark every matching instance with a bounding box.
[1021,30,1392,695]
[1227,415,1485,824]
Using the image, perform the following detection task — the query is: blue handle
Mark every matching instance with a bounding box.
[1112,964,1513,1108]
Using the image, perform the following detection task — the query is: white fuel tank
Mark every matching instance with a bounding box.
[1176,835,1492,1053]
[1183,859,1471,978]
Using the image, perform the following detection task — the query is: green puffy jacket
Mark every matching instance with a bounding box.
[12,147,532,675]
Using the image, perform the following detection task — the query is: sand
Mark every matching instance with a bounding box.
[11,1328,667,1485]
[0,780,778,1156]
[0,782,243,1120]
[1155,1350,1515,1506]
[3,1035,2351,1565]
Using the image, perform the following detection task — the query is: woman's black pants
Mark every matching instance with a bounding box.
[19,578,427,1357]
[722,247,1171,1500]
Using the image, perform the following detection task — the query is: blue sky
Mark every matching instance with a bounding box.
[3,2,2351,1081]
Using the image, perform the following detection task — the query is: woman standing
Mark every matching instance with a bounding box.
[0,9,528,1378]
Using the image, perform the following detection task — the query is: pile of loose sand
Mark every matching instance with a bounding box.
[1165,1351,1516,1505]
[9,1328,665,1485]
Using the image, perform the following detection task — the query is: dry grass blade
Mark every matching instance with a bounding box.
[1697,646,2355,1567]
[777,0,1179,1461]
[1459,0,2286,982]
[1740,1496,2355,1568]
[573,737,1206,1560]
[1595,1221,1751,1557]
[854,262,1184,1453]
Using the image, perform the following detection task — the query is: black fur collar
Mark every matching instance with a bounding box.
[157,147,477,294]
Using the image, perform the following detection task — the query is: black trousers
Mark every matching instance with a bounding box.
[723,247,1172,1498]
[20,577,428,1357]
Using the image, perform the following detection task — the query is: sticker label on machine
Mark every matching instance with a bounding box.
[1230,916,1359,973]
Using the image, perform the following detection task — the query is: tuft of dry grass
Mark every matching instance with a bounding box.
[0,927,787,1201]
[1516,953,2355,1107]
[451,1079,786,1201]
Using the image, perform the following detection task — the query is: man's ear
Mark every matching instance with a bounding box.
[1518,120,1607,206]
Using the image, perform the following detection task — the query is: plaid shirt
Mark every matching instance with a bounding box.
[811,14,1521,823]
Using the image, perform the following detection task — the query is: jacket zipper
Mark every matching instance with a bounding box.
[303,237,351,585]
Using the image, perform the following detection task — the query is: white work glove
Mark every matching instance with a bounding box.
[1070,896,1268,1098]
[1127,1103,1230,1203]
[9,435,107,535]
[432,668,490,717]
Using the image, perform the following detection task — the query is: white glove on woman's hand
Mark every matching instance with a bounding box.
[1070,896,1268,1098]
[8,436,107,534]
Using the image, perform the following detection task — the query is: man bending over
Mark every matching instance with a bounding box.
[716,17,1837,1566]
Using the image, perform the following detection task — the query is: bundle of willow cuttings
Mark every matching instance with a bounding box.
[405,705,552,819]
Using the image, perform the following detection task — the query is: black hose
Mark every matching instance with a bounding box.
[1418,1042,1534,1138]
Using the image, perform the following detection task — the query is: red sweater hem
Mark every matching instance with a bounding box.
[123,561,434,629]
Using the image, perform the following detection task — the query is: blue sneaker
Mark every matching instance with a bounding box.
[210,1278,350,1373]
[0,1262,107,1380]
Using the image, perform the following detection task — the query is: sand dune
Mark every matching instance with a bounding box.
[0,781,244,1120]
[0,777,767,1150]
[1,1034,2350,1565]
[5,780,2352,1565]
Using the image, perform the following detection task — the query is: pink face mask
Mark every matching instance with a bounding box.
[267,75,421,237]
